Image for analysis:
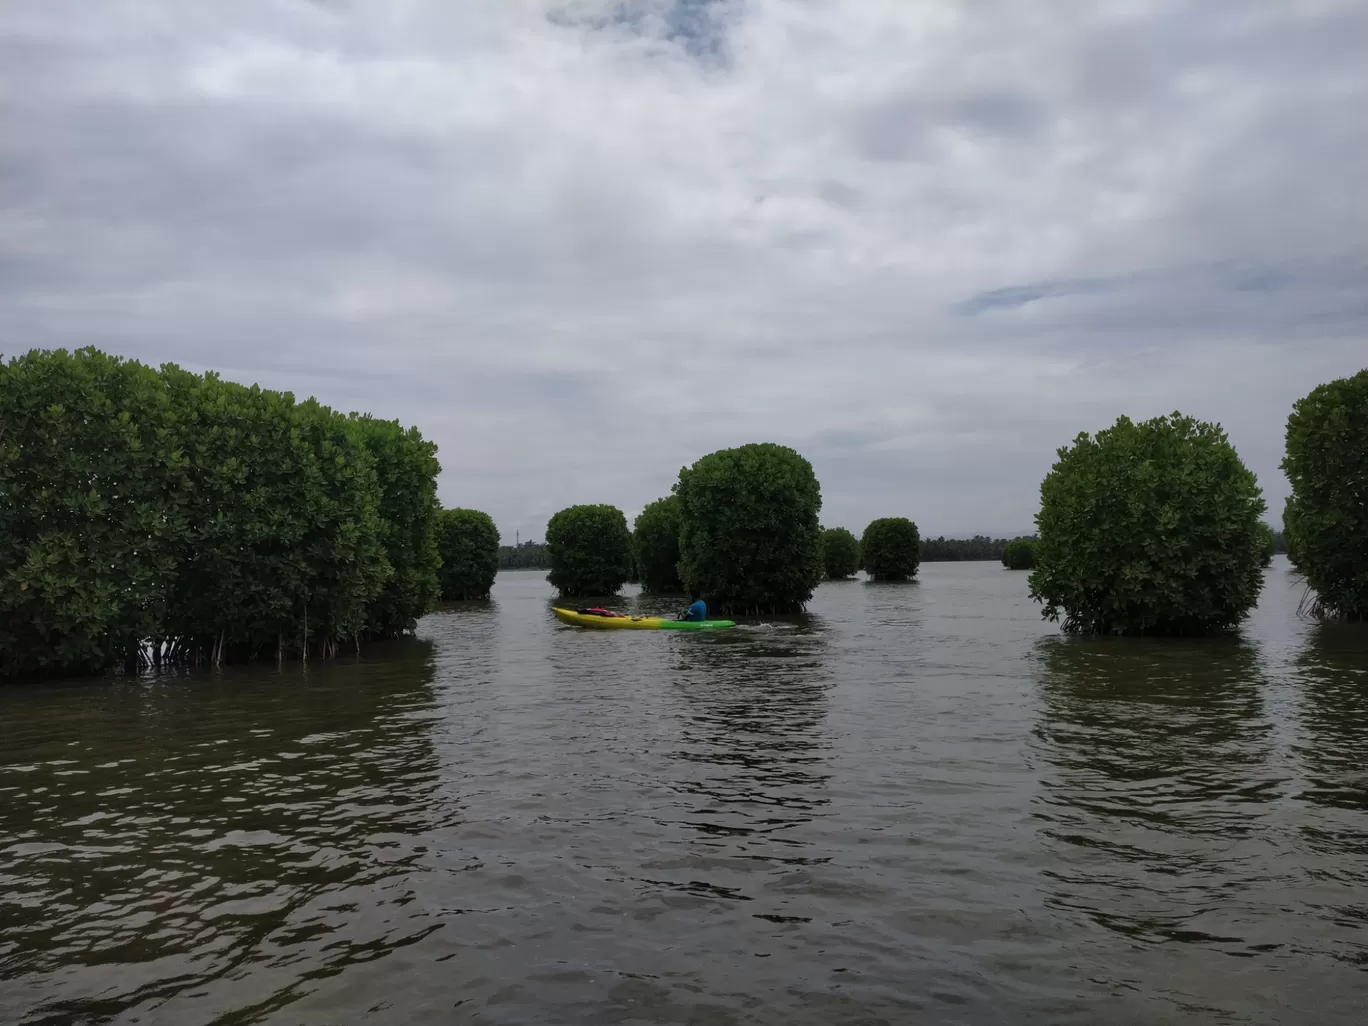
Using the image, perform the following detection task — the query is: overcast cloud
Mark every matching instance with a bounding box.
[3,0,1365,541]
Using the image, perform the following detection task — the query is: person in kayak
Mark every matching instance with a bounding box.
[679,598,707,622]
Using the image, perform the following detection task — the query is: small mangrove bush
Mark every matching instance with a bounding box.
[436,508,500,599]
[546,504,634,597]
[820,527,861,579]
[633,495,684,593]
[1029,412,1270,635]
[0,346,442,679]
[1282,369,1368,620]
[676,443,823,614]
[861,518,922,581]
[1001,538,1037,570]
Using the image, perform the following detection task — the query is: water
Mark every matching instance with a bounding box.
[2,557,1365,1025]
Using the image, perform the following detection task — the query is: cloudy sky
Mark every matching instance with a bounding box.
[3,0,1364,541]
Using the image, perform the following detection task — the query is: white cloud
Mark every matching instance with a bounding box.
[2,0,1364,541]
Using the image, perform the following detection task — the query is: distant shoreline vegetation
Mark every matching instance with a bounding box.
[501,534,1053,571]
[499,532,1288,571]
[499,541,551,570]
[921,536,1014,562]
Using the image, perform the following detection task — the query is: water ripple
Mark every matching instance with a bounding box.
[1,563,1364,1025]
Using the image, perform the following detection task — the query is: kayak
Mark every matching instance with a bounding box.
[552,608,735,631]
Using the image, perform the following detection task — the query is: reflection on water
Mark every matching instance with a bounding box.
[2,563,1367,1025]
[1031,636,1280,950]
[1034,637,1273,830]
[1295,625,1368,814]
[1289,625,1368,974]
[667,624,833,857]
[0,640,439,1026]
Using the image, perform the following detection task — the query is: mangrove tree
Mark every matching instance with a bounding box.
[546,504,634,597]
[0,346,441,679]
[436,508,500,600]
[1001,538,1037,570]
[861,518,922,581]
[1029,412,1270,635]
[820,526,861,579]
[676,443,823,614]
[633,495,684,593]
[1282,369,1368,620]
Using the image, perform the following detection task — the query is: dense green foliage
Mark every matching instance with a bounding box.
[921,535,1010,562]
[1282,369,1368,620]
[633,496,684,593]
[546,504,634,596]
[1258,524,1277,564]
[436,509,500,599]
[0,347,442,679]
[355,417,441,633]
[155,367,393,664]
[1029,412,1270,635]
[1001,538,1038,570]
[820,527,861,579]
[861,518,922,581]
[676,443,823,614]
[2,348,182,677]
[498,541,550,569]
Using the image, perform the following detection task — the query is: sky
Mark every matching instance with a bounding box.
[2,0,1365,542]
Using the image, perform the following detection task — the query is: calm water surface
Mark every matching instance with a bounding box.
[2,558,1365,1024]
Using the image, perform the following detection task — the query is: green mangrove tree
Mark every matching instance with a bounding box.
[1029,412,1270,635]
[0,347,441,679]
[633,495,684,593]
[820,526,861,579]
[1001,538,1038,570]
[436,508,500,600]
[356,416,442,635]
[861,518,922,581]
[676,443,823,614]
[546,504,634,597]
[1282,369,1368,620]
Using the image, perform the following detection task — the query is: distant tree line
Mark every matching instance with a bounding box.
[498,541,551,569]
[920,535,1012,562]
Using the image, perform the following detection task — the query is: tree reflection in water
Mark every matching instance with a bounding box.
[613,620,835,911]
[671,621,833,824]
[1289,624,1368,973]
[0,638,442,1025]
[1293,625,1368,815]
[1030,635,1277,950]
